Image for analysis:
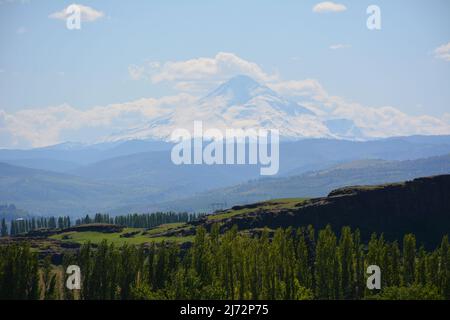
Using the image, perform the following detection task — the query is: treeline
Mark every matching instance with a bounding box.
[1,216,71,236]
[0,244,40,299]
[72,226,449,300]
[75,212,201,229]
[3,225,448,300]
[0,212,202,237]
[0,204,29,220]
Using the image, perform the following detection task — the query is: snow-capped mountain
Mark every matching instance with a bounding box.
[202,75,314,116]
[104,75,365,142]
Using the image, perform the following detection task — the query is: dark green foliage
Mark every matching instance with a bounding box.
[4,212,199,237]
[403,234,416,286]
[0,244,40,299]
[0,218,7,237]
[315,225,339,299]
[76,212,201,229]
[7,215,72,236]
[0,225,449,300]
[42,256,58,300]
[369,285,443,300]
[439,236,450,299]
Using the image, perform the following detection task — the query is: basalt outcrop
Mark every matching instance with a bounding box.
[199,175,450,247]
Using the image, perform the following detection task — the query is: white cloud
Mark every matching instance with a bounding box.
[129,52,278,92]
[0,94,196,148]
[444,113,450,124]
[434,42,450,62]
[276,84,450,138]
[269,79,328,100]
[49,4,104,22]
[313,2,347,13]
[323,98,449,138]
[2,52,450,148]
[329,44,351,50]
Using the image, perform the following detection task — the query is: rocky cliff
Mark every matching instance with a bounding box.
[201,175,450,247]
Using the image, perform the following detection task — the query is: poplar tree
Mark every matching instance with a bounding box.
[315,225,339,299]
[339,226,354,299]
[296,228,312,289]
[1,218,7,237]
[439,235,450,298]
[353,229,365,299]
[403,234,416,286]
[416,246,427,286]
[389,241,401,287]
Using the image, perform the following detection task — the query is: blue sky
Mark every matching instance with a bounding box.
[0,0,449,148]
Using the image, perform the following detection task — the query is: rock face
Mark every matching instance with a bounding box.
[215,175,450,248]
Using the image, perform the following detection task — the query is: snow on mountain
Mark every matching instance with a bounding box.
[104,75,364,142]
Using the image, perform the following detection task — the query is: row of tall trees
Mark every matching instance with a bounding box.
[1,212,203,237]
[75,212,202,229]
[64,225,450,300]
[1,225,449,300]
[0,244,40,299]
[1,219,7,237]
[2,216,72,236]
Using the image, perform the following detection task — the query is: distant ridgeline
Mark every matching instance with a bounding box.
[0,212,202,237]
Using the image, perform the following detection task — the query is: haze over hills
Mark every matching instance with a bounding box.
[0,204,29,221]
[2,134,450,172]
[3,149,447,218]
[1,73,450,219]
[0,162,126,216]
[0,132,450,215]
[186,174,450,248]
[143,153,450,213]
[0,139,173,169]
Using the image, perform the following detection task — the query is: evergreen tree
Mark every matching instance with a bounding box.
[10,220,16,236]
[426,250,440,289]
[1,218,7,237]
[0,224,448,300]
[439,235,450,298]
[315,225,339,299]
[416,246,427,286]
[296,228,313,289]
[353,229,365,299]
[403,234,416,286]
[389,241,401,287]
[339,226,355,299]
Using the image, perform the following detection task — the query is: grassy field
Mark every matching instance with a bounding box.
[207,198,308,221]
[39,198,309,246]
[51,223,193,245]
[144,222,188,235]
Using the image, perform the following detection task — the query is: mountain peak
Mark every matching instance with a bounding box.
[204,74,274,105]
[223,74,261,88]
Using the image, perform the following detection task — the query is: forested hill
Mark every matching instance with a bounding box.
[187,175,450,248]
